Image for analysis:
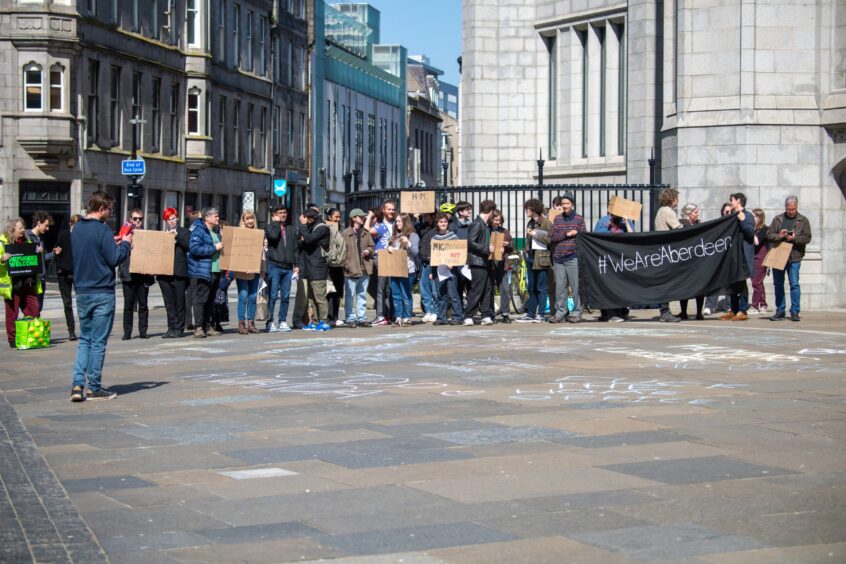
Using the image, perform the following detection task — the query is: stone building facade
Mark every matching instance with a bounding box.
[407,56,442,188]
[0,0,308,239]
[462,0,846,309]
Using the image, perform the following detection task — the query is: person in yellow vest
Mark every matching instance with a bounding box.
[0,218,43,348]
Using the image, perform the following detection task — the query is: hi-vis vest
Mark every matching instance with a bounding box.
[0,234,43,301]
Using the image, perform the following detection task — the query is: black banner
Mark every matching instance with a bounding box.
[5,243,42,277]
[577,215,749,309]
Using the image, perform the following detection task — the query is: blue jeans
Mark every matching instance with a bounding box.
[773,261,801,315]
[236,276,260,321]
[344,275,370,322]
[266,263,293,325]
[390,275,413,319]
[437,270,464,322]
[72,293,116,391]
[419,263,438,314]
[525,262,548,317]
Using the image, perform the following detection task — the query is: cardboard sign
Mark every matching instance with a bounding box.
[4,244,42,277]
[431,239,468,267]
[377,249,409,277]
[490,231,505,261]
[129,231,175,276]
[762,241,793,270]
[400,191,436,214]
[609,195,642,220]
[548,209,562,224]
[219,227,264,273]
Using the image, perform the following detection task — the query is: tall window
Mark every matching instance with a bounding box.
[170,82,179,154]
[258,107,267,168]
[186,0,198,46]
[132,0,140,31]
[87,60,99,144]
[233,100,240,162]
[24,64,42,111]
[219,96,226,160]
[131,72,142,148]
[274,37,281,82]
[326,101,332,175]
[272,105,280,157]
[232,4,240,67]
[578,29,588,159]
[110,0,118,22]
[286,40,293,86]
[295,46,305,90]
[50,65,63,112]
[391,122,398,186]
[187,89,200,134]
[258,17,267,76]
[245,11,253,71]
[379,118,387,187]
[299,112,306,159]
[355,110,363,176]
[286,109,293,158]
[246,103,254,165]
[151,78,161,152]
[109,66,121,145]
[150,0,159,40]
[367,114,376,187]
[598,26,606,157]
[88,0,96,15]
[217,0,226,60]
[616,22,626,156]
[547,35,557,160]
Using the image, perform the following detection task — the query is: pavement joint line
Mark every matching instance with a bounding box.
[0,391,108,564]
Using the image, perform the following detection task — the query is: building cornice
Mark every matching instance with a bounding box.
[534,2,627,33]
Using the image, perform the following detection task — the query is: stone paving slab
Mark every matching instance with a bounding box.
[1,305,845,562]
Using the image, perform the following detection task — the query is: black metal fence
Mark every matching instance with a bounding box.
[345,184,667,248]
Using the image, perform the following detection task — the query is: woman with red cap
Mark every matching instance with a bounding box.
[158,208,191,338]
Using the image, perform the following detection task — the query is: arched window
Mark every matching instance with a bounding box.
[50,64,64,112]
[24,63,42,111]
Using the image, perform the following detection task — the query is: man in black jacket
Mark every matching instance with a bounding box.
[298,208,331,331]
[264,206,299,332]
[53,214,80,340]
[463,200,497,326]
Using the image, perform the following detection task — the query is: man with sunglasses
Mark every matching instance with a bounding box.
[118,209,153,339]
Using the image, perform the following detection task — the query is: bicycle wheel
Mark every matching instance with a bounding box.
[509,257,528,314]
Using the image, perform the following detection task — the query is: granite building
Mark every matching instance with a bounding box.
[461,0,846,309]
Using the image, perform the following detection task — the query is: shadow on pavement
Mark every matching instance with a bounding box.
[106,381,169,395]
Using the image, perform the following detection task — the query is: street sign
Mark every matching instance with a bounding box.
[122,157,146,179]
[242,191,256,213]
[273,179,288,197]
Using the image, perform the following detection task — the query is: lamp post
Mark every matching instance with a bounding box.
[536,148,545,200]
[127,114,146,207]
[648,147,656,185]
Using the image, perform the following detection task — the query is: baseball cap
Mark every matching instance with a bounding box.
[349,208,367,219]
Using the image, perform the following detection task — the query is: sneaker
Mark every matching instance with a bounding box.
[302,322,317,331]
[448,319,463,325]
[335,320,345,327]
[770,311,786,321]
[433,320,448,326]
[790,312,801,322]
[278,322,292,332]
[68,332,78,341]
[719,312,736,321]
[345,321,357,328]
[748,307,759,315]
[532,315,545,323]
[193,327,206,338]
[206,327,222,336]
[86,388,117,400]
[515,314,535,323]
[266,322,279,333]
[732,311,749,321]
[357,320,371,328]
[702,307,712,316]
[500,315,512,324]
[678,312,689,320]
[758,306,770,314]
[70,385,84,402]
[548,315,564,324]
[463,318,474,326]
[609,316,624,323]
[659,312,681,323]
[481,317,493,326]
[373,318,389,326]
[316,321,331,332]
[566,316,581,324]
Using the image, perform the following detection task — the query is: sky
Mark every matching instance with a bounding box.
[366,0,462,85]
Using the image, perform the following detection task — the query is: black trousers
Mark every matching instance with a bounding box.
[464,264,495,319]
[190,275,218,331]
[184,282,195,328]
[327,266,345,322]
[159,275,187,332]
[122,279,149,337]
[57,272,75,332]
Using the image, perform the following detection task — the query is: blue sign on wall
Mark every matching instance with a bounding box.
[121,159,146,176]
[273,179,288,197]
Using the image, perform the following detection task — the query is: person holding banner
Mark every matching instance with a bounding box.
[26,210,54,313]
[653,189,682,323]
[53,214,81,340]
[119,209,154,339]
[235,212,262,335]
[1,218,43,348]
[767,195,812,322]
[678,203,705,320]
[298,208,332,331]
[490,210,514,323]
[549,194,586,324]
[158,208,191,338]
[386,214,419,326]
[517,199,552,323]
[342,209,374,328]
[430,213,464,325]
[720,193,756,321]
[188,208,224,338]
[750,208,769,314]
[463,200,497,326]
[594,207,634,322]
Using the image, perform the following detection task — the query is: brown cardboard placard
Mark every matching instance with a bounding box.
[219,226,265,273]
[548,208,562,224]
[490,231,505,261]
[762,241,793,270]
[400,191,436,214]
[609,195,643,220]
[129,230,175,275]
[431,239,468,267]
[377,249,409,277]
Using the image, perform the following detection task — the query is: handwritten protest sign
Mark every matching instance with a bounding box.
[609,195,642,220]
[3,243,41,277]
[490,231,505,260]
[400,191,436,214]
[763,242,792,270]
[431,239,467,267]
[129,231,174,275]
[219,227,264,273]
[377,249,409,277]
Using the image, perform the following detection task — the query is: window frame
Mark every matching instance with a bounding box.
[187,88,201,135]
[23,63,42,112]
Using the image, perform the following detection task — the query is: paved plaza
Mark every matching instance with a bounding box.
[1,291,845,563]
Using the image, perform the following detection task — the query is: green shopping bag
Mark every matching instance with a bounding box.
[15,317,51,350]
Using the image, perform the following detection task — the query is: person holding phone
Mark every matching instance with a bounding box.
[767,195,812,322]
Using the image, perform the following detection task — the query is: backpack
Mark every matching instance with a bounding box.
[323,224,347,267]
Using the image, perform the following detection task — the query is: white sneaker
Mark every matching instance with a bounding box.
[703,307,712,316]
[748,307,759,315]
[609,316,624,323]
[481,317,493,325]
[266,322,278,333]
[463,318,474,326]
[278,322,292,332]
[426,313,437,322]
[335,320,345,327]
